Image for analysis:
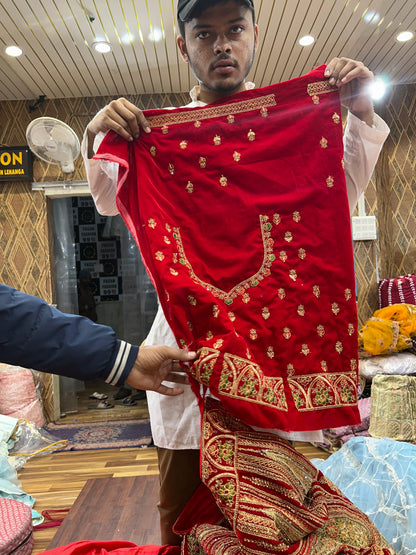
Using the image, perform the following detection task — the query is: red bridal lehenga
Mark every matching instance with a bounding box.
[90,66,396,554]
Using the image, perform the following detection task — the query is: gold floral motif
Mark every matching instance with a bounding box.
[301,344,310,356]
[320,137,328,149]
[348,323,355,336]
[321,360,328,371]
[341,158,345,169]
[285,231,293,242]
[180,140,188,149]
[297,305,305,316]
[247,129,255,141]
[262,307,270,320]
[293,211,301,223]
[267,346,274,359]
[172,253,178,263]
[170,268,178,276]
[164,236,171,245]
[188,295,197,306]
[326,176,334,188]
[317,324,325,337]
[335,341,343,353]
[194,120,201,128]
[312,95,319,104]
[150,146,156,157]
[213,339,224,349]
[228,312,235,322]
[278,288,286,299]
[155,251,164,261]
[313,285,321,298]
[233,151,241,162]
[216,479,236,504]
[186,181,194,193]
[168,163,175,175]
[283,327,291,340]
[219,175,228,187]
[298,248,306,260]
[345,288,352,301]
[351,359,357,371]
[249,329,258,340]
[148,218,157,229]
[279,250,287,262]
[227,114,235,123]
[162,125,169,134]
[273,213,281,225]
[187,320,193,331]
[289,269,297,281]
[332,112,341,124]
[172,215,275,304]
[260,106,268,117]
[287,363,295,377]
[179,339,187,349]
[165,223,171,232]
[206,331,213,340]
[213,135,221,146]
[199,156,207,169]
[332,302,340,315]
[289,370,358,411]
[213,305,219,318]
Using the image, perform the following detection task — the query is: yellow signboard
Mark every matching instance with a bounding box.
[0,147,32,181]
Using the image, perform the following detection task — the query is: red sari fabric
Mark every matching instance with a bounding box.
[95,65,360,432]
[40,541,180,555]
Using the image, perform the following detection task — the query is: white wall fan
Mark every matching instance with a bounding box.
[26,117,80,173]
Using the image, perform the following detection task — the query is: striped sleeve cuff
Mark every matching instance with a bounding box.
[105,340,139,386]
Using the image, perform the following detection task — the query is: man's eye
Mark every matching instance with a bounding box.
[196,31,209,39]
[231,25,244,33]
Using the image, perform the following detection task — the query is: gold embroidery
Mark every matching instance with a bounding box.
[179,339,187,348]
[320,137,328,149]
[262,307,270,320]
[267,346,274,359]
[332,112,341,124]
[313,285,321,298]
[165,223,171,232]
[297,305,305,316]
[213,339,224,349]
[170,268,178,276]
[194,120,201,128]
[326,176,334,188]
[312,95,319,104]
[287,363,295,377]
[247,129,256,141]
[289,269,297,281]
[293,211,301,223]
[332,302,340,315]
[188,295,197,306]
[228,311,235,322]
[345,288,352,301]
[220,175,228,187]
[317,324,325,337]
[227,114,235,123]
[155,251,164,261]
[260,106,268,117]
[285,231,293,242]
[279,250,287,262]
[298,248,306,260]
[249,329,258,340]
[351,359,357,371]
[148,218,156,229]
[233,151,241,162]
[273,213,281,226]
[301,344,310,356]
[341,158,345,169]
[213,305,219,318]
[147,94,277,128]
[180,140,187,150]
[187,320,193,331]
[283,327,291,340]
[186,181,194,193]
[321,361,328,371]
[214,135,221,146]
[307,81,337,96]
[278,288,286,299]
[163,236,171,245]
[348,323,355,336]
[206,331,213,340]
[172,253,178,263]
[162,125,168,134]
[168,163,175,175]
[172,215,275,304]
[289,371,357,411]
[150,146,156,157]
[199,156,207,168]
[335,341,343,353]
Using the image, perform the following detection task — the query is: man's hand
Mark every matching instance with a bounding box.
[86,97,151,158]
[125,345,196,396]
[325,57,375,127]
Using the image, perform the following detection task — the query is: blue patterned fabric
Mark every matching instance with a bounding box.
[312,436,416,555]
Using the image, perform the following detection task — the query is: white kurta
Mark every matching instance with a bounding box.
[82,86,389,449]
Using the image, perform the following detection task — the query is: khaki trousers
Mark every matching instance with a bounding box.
[157,447,201,546]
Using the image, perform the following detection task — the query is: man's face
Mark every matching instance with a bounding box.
[177,0,258,103]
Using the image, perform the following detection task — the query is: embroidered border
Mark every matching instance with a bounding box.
[307,81,337,96]
[288,371,358,411]
[146,94,277,128]
[173,215,275,304]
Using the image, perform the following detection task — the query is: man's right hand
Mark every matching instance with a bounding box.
[86,98,151,158]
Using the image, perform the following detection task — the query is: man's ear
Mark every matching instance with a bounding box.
[177,35,189,62]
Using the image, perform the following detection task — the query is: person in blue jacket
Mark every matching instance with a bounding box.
[0,284,194,396]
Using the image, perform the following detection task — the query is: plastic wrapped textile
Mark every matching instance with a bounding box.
[311,436,416,555]
[359,352,416,380]
[0,365,45,427]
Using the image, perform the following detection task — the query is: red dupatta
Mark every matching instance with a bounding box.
[95,65,360,432]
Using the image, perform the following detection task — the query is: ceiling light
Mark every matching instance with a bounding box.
[396,31,414,42]
[121,33,134,45]
[5,45,22,57]
[92,41,113,53]
[364,12,380,24]
[299,35,315,47]
[148,28,163,42]
[369,77,388,101]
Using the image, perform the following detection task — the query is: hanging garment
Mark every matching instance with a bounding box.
[95,65,360,432]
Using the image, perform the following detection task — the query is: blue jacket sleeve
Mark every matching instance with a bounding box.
[0,284,138,386]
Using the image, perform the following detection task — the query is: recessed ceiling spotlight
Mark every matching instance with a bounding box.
[396,31,414,42]
[148,28,164,42]
[5,45,22,57]
[364,12,380,24]
[299,35,315,47]
[92,40,113,53]
[369,76,388,101]
[121,32,134,45]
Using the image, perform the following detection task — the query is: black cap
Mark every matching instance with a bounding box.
[177,0,254,22]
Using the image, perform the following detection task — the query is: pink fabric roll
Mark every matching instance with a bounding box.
[0,366,45,427]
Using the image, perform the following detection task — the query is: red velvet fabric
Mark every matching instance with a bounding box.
[95,65,360,432]
[40,541,180,555]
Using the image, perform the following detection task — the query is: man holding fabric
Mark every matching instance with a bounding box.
[82,0,390,549]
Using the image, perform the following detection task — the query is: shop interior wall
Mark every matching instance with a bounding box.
[0,85,414,418]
